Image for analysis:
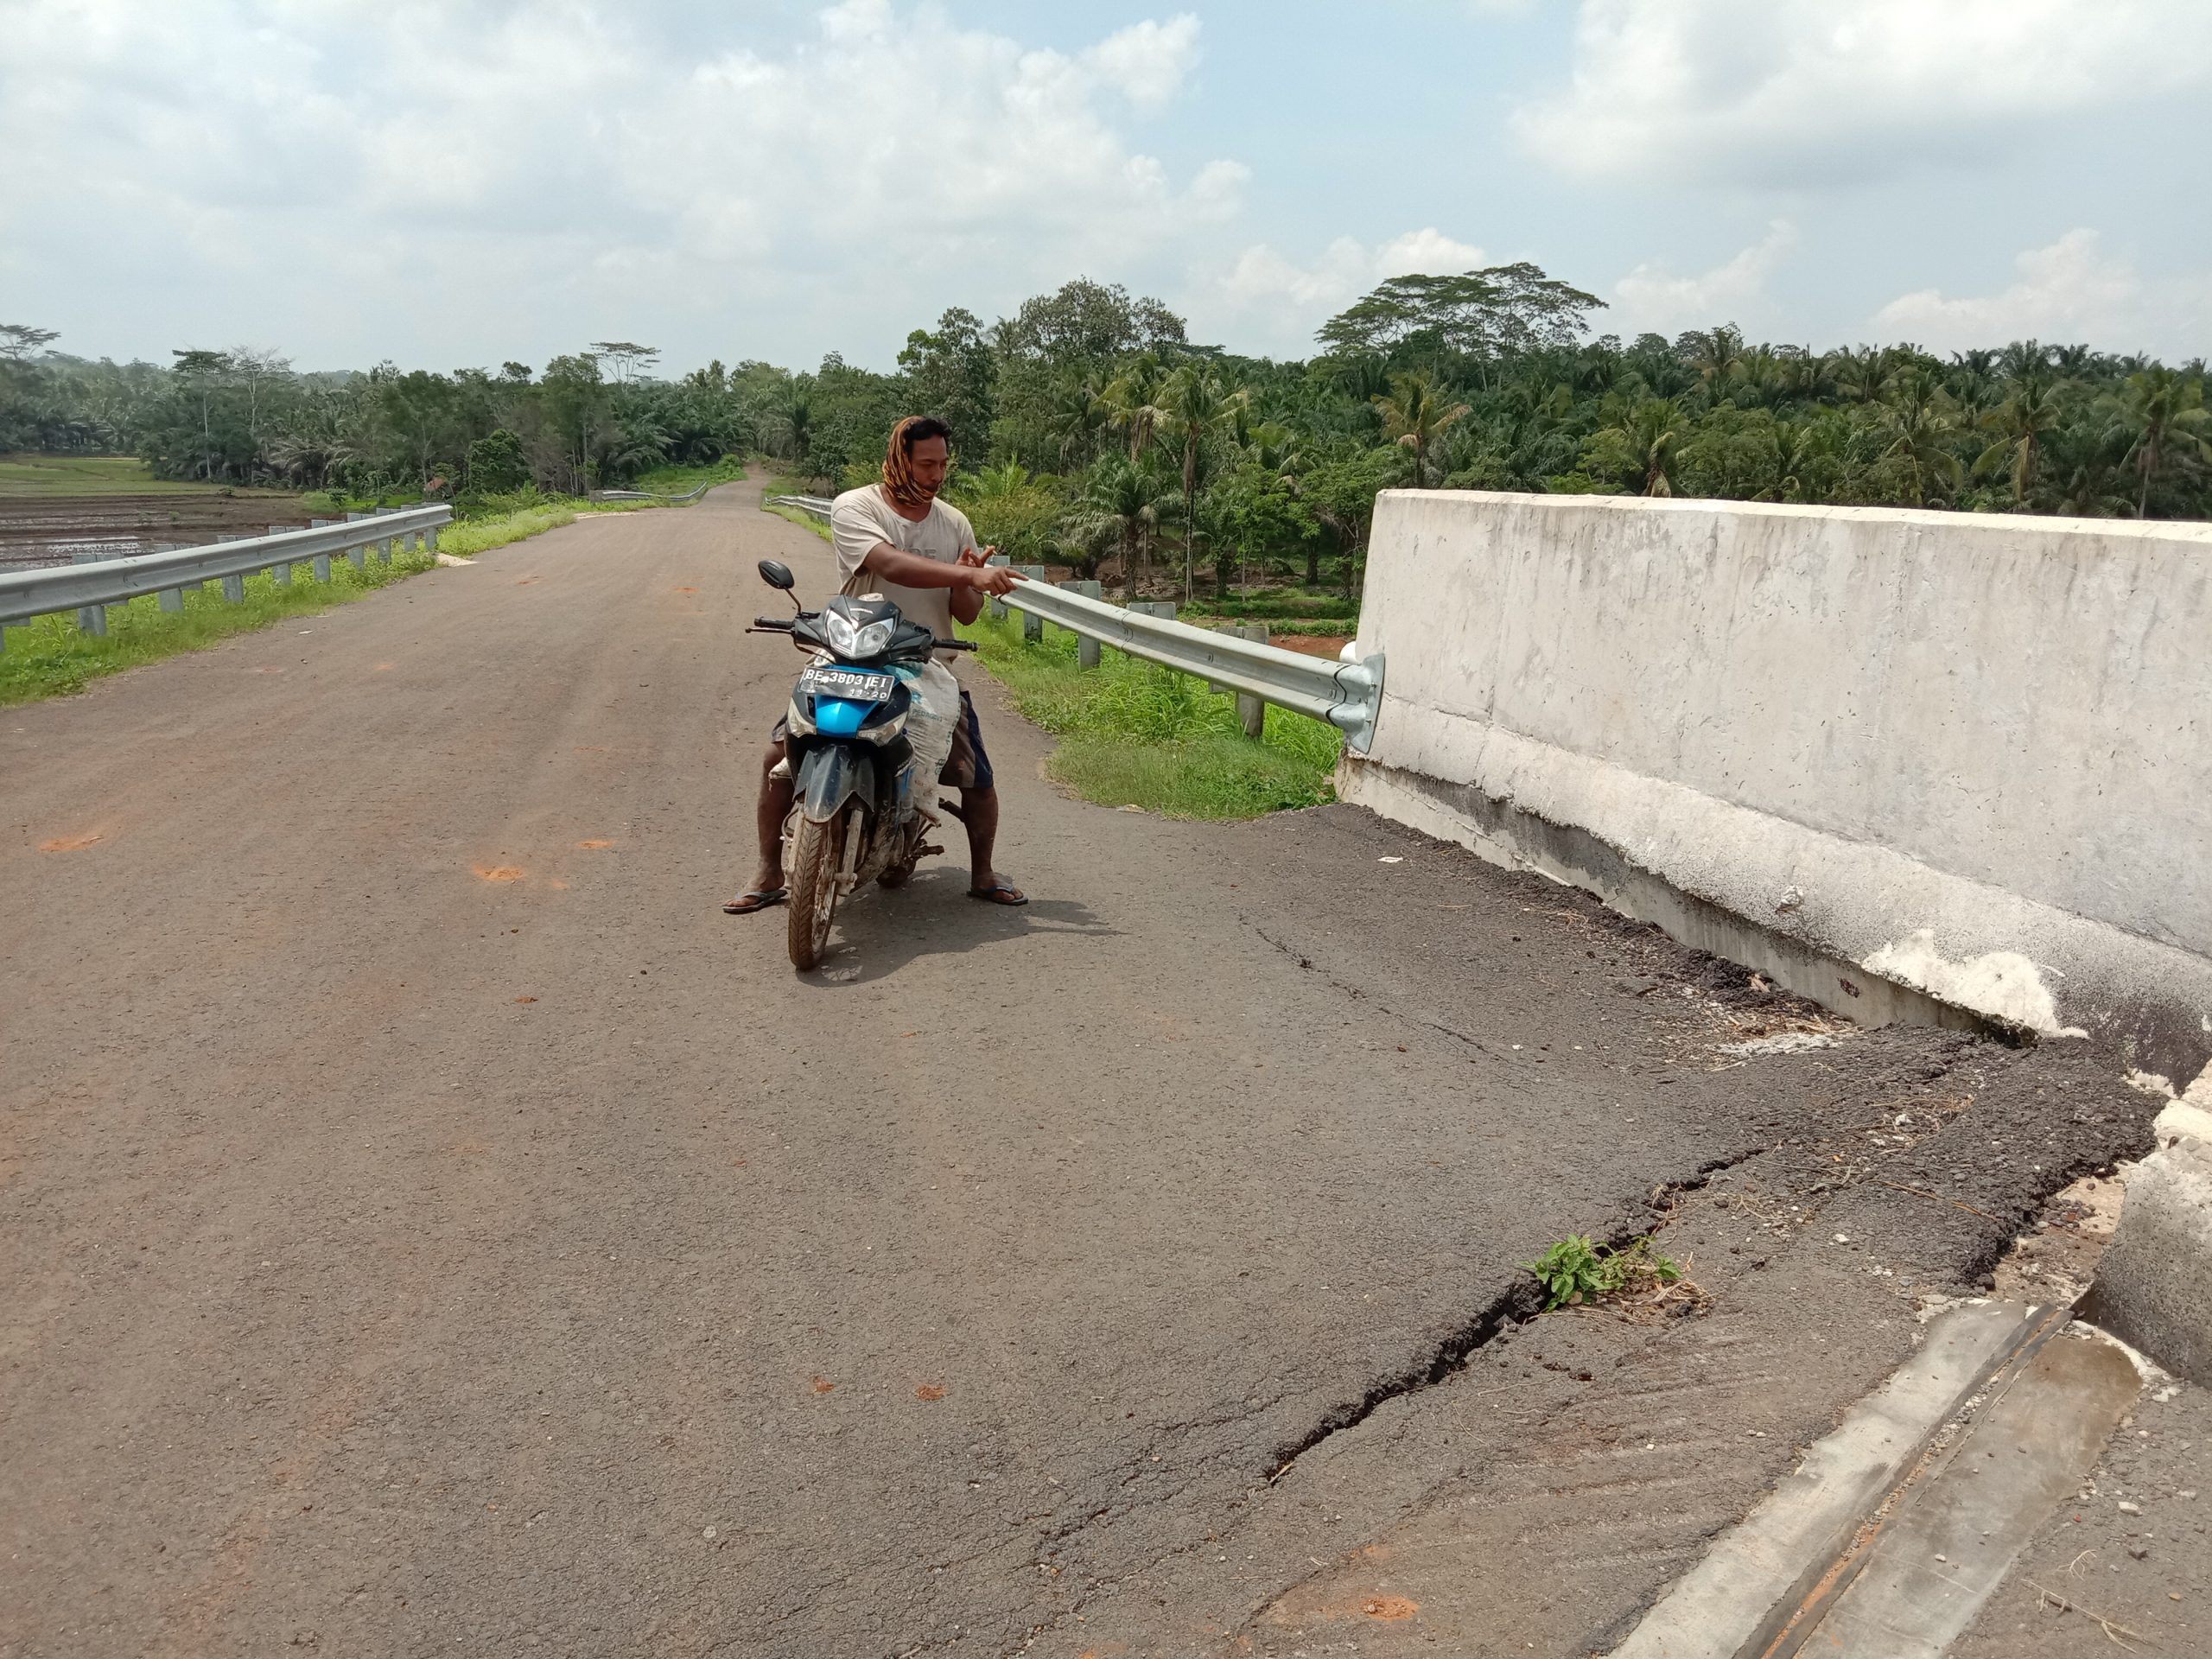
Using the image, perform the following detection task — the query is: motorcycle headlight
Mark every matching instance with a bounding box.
[823,608,894,658]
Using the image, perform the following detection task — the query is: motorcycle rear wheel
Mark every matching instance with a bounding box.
[786,807,849,971]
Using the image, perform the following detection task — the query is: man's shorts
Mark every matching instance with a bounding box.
[772,689,994,791]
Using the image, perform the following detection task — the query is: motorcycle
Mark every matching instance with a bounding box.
[748,558,976,971]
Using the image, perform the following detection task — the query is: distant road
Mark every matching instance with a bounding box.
[0,472,2132,1656]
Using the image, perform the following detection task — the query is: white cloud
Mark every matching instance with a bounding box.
[1516,0,2212,186]
[0,1,1240,369]
[1611,220,1796,337]
[1872,231,2212,356]
[1081,16,1203,108]
[1216,228,1487,330]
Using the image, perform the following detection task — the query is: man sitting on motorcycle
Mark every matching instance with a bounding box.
[726,415,1029,913]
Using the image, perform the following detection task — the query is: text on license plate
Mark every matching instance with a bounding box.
[803,667,893,702]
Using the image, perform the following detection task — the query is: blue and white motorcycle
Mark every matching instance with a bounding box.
[749,557,973,970]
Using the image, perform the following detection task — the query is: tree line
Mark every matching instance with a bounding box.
[3,264,2208,596]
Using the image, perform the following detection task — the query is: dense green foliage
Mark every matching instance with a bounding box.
[7,262,2209,596]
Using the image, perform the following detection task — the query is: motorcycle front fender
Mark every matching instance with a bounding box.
[794,744,877,824]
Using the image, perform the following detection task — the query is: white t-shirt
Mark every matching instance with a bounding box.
[828,485,978,662]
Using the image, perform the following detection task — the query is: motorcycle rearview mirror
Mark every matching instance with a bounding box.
[757,557,802,614]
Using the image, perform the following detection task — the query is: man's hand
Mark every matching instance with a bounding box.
[957,546,1017,596]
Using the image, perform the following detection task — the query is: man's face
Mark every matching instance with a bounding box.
[907,435,950,498]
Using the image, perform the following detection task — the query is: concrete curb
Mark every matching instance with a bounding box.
[2082,1080,2212,1384]
[1608,1302,2063,1659]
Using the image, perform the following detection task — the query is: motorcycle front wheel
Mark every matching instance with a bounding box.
[786,805,853,971]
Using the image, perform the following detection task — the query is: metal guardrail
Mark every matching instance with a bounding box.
[757,492,1382,751]
[591,482,713,503]
[0,505,453,634]
[1005,582,1383,753]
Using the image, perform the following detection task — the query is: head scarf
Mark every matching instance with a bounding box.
[882,416,941,513]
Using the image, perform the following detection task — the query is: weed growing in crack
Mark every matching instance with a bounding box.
[1522,1234,1687,1312]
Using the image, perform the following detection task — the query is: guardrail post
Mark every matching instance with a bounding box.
[267,526,294,585]
[425,523,439,555]
[1017,566,1049,641]
[72,551,110,634]
[1059,581,1104,667]
[214,533,248,602]
[309,519,335,582]
[1236,623,1269,739]
[156,541,188,610]
[343,512,370,569]
[987,554,1010,620]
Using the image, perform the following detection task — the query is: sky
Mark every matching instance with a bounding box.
[4,0,2210,375]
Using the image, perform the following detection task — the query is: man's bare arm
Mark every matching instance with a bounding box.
[861,543,1018,597]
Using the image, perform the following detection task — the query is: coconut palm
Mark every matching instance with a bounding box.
[1046,374,1109,469]
[1683,325,1747,397]
[1103,351,1170,462]
[1371,370,1471,490]
[1596,397,1687,497]
[1068,455,1175,596]
[2099,367,2212,517]
[1997,340,2053,383]
[1156,362,1249,598]
[1974,375,2063,504]
[1881,370,1962,506]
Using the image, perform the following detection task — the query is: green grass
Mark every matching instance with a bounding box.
[629,456,748,494]
[956,610,1341,818]
[765,501,833,541]
[1180,590,1359,623]
[1,545,436,705]
[0,454,292,498]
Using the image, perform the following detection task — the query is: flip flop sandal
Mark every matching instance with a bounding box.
[968,879,1028,907]
[722,887,788,914]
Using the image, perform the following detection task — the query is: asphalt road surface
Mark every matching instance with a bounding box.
[1,477,2155,1656]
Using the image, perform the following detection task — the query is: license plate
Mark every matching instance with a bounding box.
[802,666,893,702]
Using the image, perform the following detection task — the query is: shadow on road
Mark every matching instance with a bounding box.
[787,868,1119,986]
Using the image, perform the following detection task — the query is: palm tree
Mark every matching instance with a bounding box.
[1069,455,1175,596]
[1103,351,1170,462]
[2100,367,2212,517]
[1601,397,1686,496]
[1881,370,1962,506]
[777,397,814,477]
[1683,325,1747,397]
[1156,362,1249,598]
[1830,346,1891,404]
[1974,375,2062,504]
[1046,374,1109,469]
[1371,370,1471,490]
[1997,340,2052,383]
